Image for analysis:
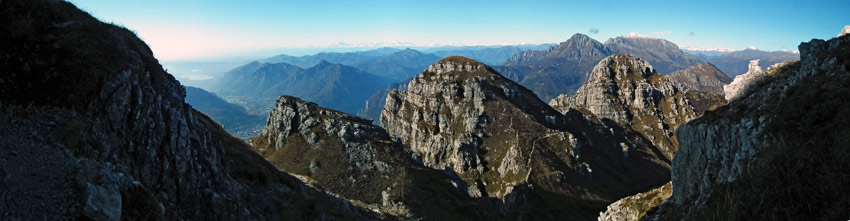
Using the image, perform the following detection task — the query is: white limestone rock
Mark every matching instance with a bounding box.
[724,59,765,101]
[839,25,850,37]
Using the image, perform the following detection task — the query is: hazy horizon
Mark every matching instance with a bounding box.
[68,0,847,61]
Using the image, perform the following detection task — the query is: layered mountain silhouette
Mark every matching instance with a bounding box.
[214,60,393,116]
[431,45,552,65]
[701,49,799,77]
[258,47,401,68]
[258,48,439,81]
[502,33,701,101]
[350,49,441,80]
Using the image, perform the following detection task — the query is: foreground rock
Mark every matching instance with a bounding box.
[653,28,850,220]
[381,56,671,219]
[0,1,375,219]
[549,54,697,160]
[249,96,492,219]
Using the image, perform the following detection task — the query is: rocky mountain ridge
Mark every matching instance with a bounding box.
[380,56,672,219]
[549,54,697,160]
[502,33,701,101]
[248,96,491,219]
[660,32,850,219]
[601,27,850,220]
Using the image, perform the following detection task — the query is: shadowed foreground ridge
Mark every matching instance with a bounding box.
[0,0,376,219]
[657,31,850,220]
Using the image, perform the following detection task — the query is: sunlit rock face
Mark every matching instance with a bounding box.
[724,59,766,101]
[381,56,672,219]
[550,54,697,160]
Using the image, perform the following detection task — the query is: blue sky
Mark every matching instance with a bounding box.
[69,0,849,61]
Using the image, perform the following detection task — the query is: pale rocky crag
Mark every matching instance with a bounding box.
[723,59,765,101]
[381,56,671,219]
[549,54,697,160]
[249,95,488,219]
[658,30,850,219]
[598,182,671,221]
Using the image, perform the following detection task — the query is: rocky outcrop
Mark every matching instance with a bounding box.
[249,96,488,219]
[598,182,671,221]
[0,1,374,219]
[723,59,766,101]
[666,62,732,95]
[659,30,850,220]
[549,54,697,160]
[381,56,671,219]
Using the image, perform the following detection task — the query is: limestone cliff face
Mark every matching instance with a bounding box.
[662,31,850,219]
[0,1,373,219]
[549,54,697,160]
[723,59,766,101]
[249,96,486,219]
[381,56,671,219]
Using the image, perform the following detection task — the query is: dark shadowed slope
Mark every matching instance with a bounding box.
[0,0,378,219]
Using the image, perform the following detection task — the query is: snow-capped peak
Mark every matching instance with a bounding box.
[681,47,735,52]
[623,32,656,39]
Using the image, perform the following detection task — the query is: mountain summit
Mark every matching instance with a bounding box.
[381,56,671,219]
[501,33,701,100]
[549,54,697,160]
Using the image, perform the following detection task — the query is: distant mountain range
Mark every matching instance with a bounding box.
[429,45,552,65]
[257,45,552,80]
[214,60,393,116]
[258,48,399,69]
[696,49,799,77]
[502,33,702,101]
